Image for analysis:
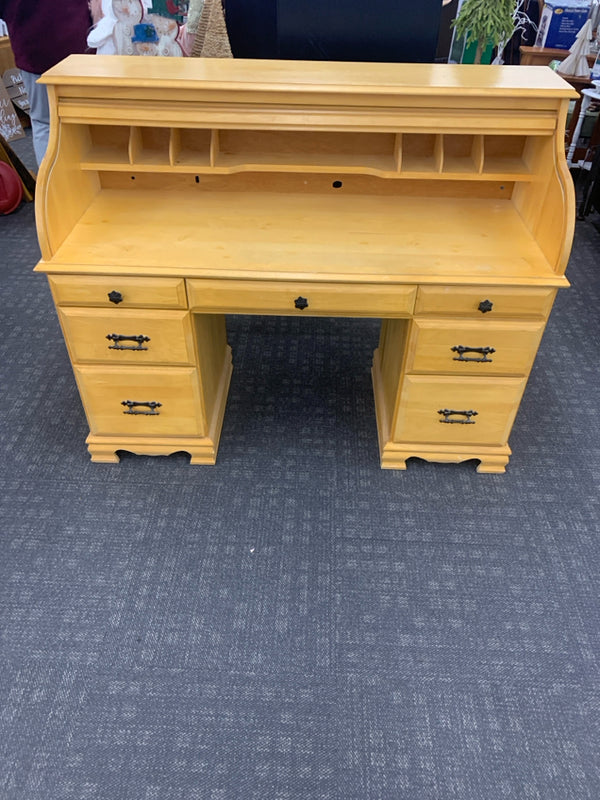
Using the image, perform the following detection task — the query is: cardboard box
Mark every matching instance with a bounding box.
[535,3,592,50]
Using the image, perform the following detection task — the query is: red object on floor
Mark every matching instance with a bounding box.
[0,161,24,214]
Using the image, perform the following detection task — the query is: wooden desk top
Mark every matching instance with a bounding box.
[41,55,576,100]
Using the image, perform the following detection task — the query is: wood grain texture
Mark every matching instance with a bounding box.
[40,56,577,98]
[57,308,196,366]
[35,57,575,471]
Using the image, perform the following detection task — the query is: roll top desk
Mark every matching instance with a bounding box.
[35,56,576,472]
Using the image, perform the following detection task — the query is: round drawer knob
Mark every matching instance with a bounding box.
[108,290,124,305]
[294,296,309,310]
[478,299,493,313]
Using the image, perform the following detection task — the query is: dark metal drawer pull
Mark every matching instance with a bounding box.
[438,408,478,424]
[108,291,123,305]
[451,345,495,363]
[478,299,493,313]
[107,333,150,351]
[294,296,309,310]
[121,400,162,415]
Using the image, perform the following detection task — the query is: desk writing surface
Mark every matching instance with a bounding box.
[46,188,559,285]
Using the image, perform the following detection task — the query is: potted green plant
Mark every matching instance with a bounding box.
[452,0,522,64]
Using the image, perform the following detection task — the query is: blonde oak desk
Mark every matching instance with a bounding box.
[34,56,576,473]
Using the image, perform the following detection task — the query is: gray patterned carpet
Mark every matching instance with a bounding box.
[1,133,599,799]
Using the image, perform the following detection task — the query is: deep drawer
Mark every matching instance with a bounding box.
[415,285,555,318]
[48,275,188,309]
[393,375,527,446]
[73,365,205,437]
[407,318,545,376]
[187,279,417,317]
[58,308,195,365]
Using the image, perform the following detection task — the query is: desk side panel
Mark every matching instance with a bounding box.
[512,100,575,276]
[35,86,101,261]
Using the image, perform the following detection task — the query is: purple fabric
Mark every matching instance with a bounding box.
[0,0,92,74]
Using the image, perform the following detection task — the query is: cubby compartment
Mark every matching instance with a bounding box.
[442,134,483,175]
[214,129,397,172]
[400,133,443,174]
[76,124,538,181]
[483,135,530,176]
[129,126,171,166]
[170,128,212,167]
[82,125,131,165]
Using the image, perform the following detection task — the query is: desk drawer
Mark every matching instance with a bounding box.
[48,275,188,309]
[73,365,205,437]
[415,286,555,318]
[58,308,195,366]
[407,319,545,376]
[187,279,416,317]
[393,375,527,446]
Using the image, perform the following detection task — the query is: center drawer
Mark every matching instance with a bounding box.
[58,308,196,365]
[187,279,417,317]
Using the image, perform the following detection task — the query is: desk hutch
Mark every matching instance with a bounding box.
[35,56,576,473]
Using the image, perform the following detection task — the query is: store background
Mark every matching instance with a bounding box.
[1,4,600,799]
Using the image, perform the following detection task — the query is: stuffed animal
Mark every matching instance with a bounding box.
[147,13,183,57]
[88,0,154,55]
[112,0,145,56]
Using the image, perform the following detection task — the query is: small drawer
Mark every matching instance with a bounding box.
[73,365,205,437]
[187,279,417,317]
[407,319,545,376]
[48,275,188,309]
[58,308,196,366]
[415,285,555,318]
[393,375,527,446]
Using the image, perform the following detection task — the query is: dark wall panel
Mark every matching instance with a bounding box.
[225,0,279,59]
[277,0,441,62]
[225,0,442,62]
